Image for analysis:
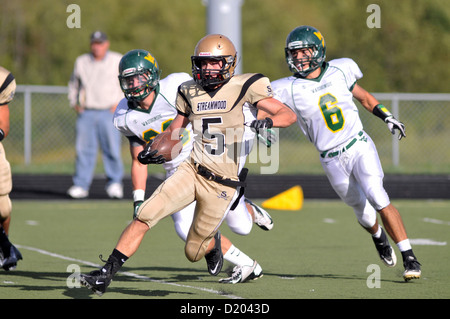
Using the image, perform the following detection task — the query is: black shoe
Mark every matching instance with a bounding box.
[403,255,421,281]
[205,231,223,276]
[372,228,397,267]
[80,255,121,296]
[1,245,23,271]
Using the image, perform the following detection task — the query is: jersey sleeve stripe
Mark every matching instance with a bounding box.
[177,109,190,117]
[231,73,266,110]
[0,72,14,94]
[177,85,192,116]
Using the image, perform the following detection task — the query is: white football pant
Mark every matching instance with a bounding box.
[320,131,390,229]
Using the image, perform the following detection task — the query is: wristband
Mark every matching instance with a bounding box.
[133,189,145,202]
[372,104,393,121]
[0,129,4,142]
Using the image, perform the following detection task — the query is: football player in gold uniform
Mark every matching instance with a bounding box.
[80,34,296,295]
[0,66,23,271]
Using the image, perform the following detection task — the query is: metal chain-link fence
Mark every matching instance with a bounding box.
[6,85,450,175]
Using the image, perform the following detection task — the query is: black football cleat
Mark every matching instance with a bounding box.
[403,255,421,281]
[1,245,23,271]
[205,231,223,276]
[372,228,397,267]
[79,255,121,296]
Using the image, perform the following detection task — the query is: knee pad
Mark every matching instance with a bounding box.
[353,199,377,229]
[225,199,253,235]
[185,239,208,262]
[184,225,215,262]
[365,186,390,212]
[227,220,252,236]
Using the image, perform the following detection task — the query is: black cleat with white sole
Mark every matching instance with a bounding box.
[372,228,397,267]
[205,231,223,276]
[403,254,421,281]
[79,255,121,296]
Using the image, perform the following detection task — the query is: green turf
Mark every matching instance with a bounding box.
[1,199,449,300]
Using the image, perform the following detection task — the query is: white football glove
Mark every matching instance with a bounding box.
[385,116,406,140]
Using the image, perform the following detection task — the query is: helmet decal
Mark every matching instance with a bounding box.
[314,31,325,47]
[144,52,158,68]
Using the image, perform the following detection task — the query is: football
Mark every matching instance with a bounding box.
[150,130,183,161]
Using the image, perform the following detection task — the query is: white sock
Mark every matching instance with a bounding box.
[372,225,382,238]
[223,244,254,267]
[396,239,412,252]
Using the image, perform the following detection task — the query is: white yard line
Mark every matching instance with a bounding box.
[423,218,450,226]
[16,244,243,299]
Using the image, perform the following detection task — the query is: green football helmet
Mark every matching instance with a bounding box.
[118,49,161,103]
[285,25,326,77]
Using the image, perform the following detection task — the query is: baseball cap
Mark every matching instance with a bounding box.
[90,30,108,43]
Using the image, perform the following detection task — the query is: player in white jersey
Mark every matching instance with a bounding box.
[271,26,421,281]
[111,50,274,284]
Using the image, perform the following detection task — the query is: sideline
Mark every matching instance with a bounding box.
[15,244,243,299]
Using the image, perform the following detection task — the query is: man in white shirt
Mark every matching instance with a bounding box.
[67,31,124,199]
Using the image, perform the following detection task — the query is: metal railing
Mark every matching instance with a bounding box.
[372,93,450,167]
[7,85,450,175]
[17,85,68,165]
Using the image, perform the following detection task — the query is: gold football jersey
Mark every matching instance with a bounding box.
[176,73,273,180]
[0,67,16,105]
[0,67,14,197]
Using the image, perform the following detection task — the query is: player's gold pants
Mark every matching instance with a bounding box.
[137,161,238,262]
[0,143,12,221]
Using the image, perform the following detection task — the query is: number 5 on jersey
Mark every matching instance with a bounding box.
[202,117,225,155]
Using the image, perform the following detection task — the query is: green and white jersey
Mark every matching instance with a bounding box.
[114,72,194,171]
[271,58,364,152]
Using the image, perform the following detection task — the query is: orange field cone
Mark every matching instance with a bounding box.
[262,185,303,211]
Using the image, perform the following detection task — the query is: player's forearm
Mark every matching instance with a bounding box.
[0,106,10,139]
[360,95,380,113]
[352,84,379,112]
[256,98,297,128]
[131,159,148,191]
[270,106,297,128]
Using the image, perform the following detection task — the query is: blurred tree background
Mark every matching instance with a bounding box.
[1,0,449,92]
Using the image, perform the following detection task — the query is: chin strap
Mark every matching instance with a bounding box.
[127,99,139,109]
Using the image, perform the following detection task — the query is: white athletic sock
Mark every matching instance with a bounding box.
[223,244,254,267]
[396,239,412,252]
[372,225,382,238]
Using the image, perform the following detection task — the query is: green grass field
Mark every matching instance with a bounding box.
[1,199,449,302]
